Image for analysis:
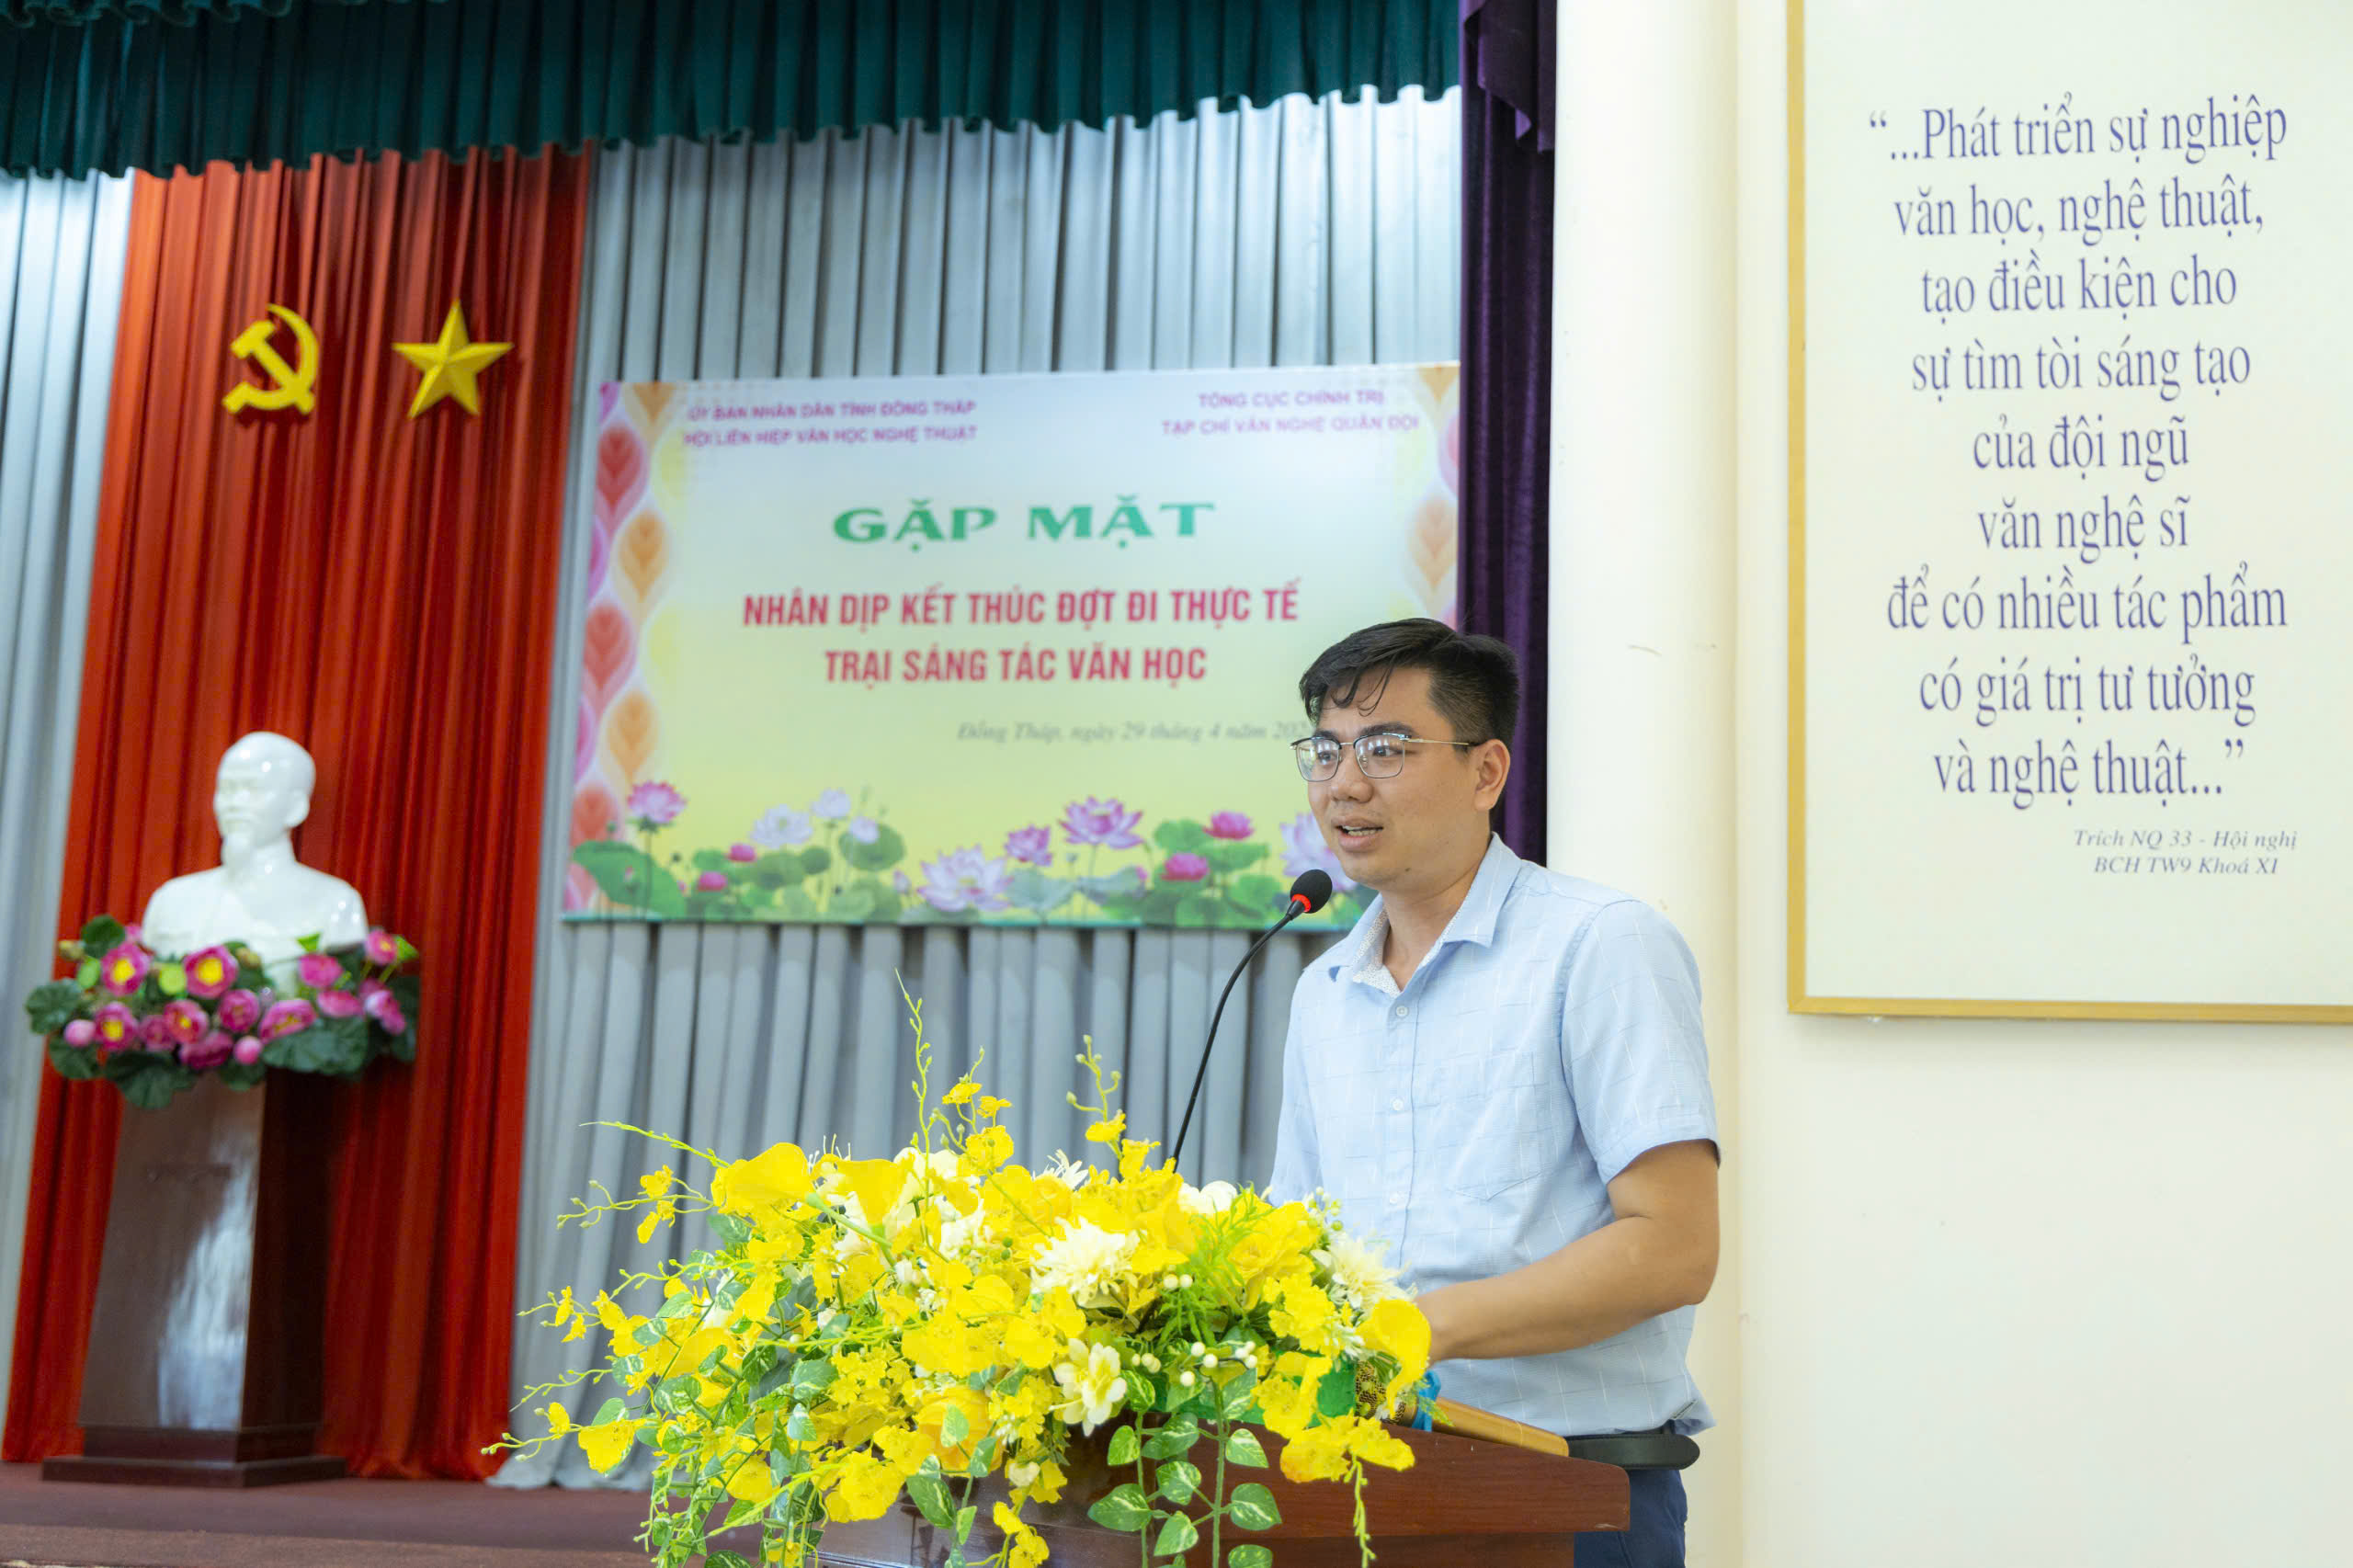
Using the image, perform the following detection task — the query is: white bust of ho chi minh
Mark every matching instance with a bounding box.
[140,732,368,977]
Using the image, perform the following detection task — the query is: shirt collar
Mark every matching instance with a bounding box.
[1323,834,1521,982]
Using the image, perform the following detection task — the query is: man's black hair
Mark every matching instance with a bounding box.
[1297,619,1519,747]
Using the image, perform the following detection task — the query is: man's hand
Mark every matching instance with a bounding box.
[1416,1139,1720,1364]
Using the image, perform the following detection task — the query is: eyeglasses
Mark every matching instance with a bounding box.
[1290,733,1474,781]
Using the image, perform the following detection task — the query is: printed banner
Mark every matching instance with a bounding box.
[567,364,1459,930]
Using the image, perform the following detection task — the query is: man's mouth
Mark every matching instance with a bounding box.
[1331,820,1382,850]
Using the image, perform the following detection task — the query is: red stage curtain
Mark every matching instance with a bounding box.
[4,147,588,1476]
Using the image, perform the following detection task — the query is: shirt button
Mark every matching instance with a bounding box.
[1391,1097,1405,1112]
[1387,1192,1405,1207]
[1394,1004,1409,1018]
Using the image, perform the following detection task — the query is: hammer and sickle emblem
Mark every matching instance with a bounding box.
[221,304,321,415]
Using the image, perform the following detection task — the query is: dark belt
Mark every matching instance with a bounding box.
[1563,1424,1700,1471]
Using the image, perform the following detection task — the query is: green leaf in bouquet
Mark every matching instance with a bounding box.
[26,980,84,1036]
[298,934,323,954]
[594,1396,627,1426]
[721,1494,763,1532]
[1230,1545,1275,1568]
[1222,1427,1267,1468]
[790,1358,836,1401]
[154,962,187,997]
[108,1054,195,1110]
[44,1035,100,1080]
[74,957,99,989]
[78,915,126,957]
[841,823,906,872]
[799,846,832,876]
[705,1552,751,1568]
[1154,820,1213,854]
[1217,1367,1259,1423]
[1087,1482,1154,1532]
[1106,1423,1141,1467]
[1155,1460,1200,1503]
[1153,1512,1200,1555]
[1226,1483,1282,1531]
[938,1403,972,1448]
[952,1503,976,1543]
[213,1059,267,1090]
[906,1472,954,1528]
[785,1405,815,1444]
[1314,1360,1358,1418]
[574,840,688,915]
[1142,1416,1199,1459]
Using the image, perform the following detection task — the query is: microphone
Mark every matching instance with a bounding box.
[1168,869,1334,1173]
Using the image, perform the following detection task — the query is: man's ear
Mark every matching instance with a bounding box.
[1472,740,1511,810]
[288,797,312,831]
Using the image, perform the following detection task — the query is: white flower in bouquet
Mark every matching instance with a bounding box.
[1040,1150,1094,1188]
[1314,1229,1404,1312]
[1030,1217,1138,1309]
[1051,1339,1130,1435]
[1178,1178,1239,1215]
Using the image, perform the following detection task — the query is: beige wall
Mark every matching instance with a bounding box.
[1553,4,2353,1563]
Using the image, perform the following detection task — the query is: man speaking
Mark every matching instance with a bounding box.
[1267,619,1720,1568]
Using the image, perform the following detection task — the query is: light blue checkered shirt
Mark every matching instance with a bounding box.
[1267,835,1717,1437]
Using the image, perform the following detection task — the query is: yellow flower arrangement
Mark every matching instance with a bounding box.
[495,1000,1432,1568]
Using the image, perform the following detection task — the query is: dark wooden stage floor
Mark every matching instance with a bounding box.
[0,1464,650,1567]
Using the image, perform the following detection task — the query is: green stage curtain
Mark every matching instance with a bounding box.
[0,0,1459,178]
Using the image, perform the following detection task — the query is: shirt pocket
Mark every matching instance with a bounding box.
[1438,1040,1560,1199]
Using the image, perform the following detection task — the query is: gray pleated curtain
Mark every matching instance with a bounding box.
[0,170,131,1424]
[500,87,1458,1485]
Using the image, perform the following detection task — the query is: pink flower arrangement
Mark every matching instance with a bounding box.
[182,946,238,999]
[98,942,150,996]
[160,999,210,1048]
[1062,796,1143,850]
[317,987,367,1019]
[1207,812,1253,840]
[92,1003,136,1051]
[215,989,262,1034]
[183,1031,234,1071]
[1162,853,1211,882]
[259,998,318,1040]
[31,914,423,1108]
[627,779,687,826]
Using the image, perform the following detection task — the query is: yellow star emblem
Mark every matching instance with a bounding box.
[392,302,512,417]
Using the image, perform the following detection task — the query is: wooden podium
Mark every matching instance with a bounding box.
[40,1073,345,1487]
[813,1421,1630,1568]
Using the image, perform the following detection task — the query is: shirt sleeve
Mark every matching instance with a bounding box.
[1559,897,1719,1186]
[1264,974,1322,1204]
